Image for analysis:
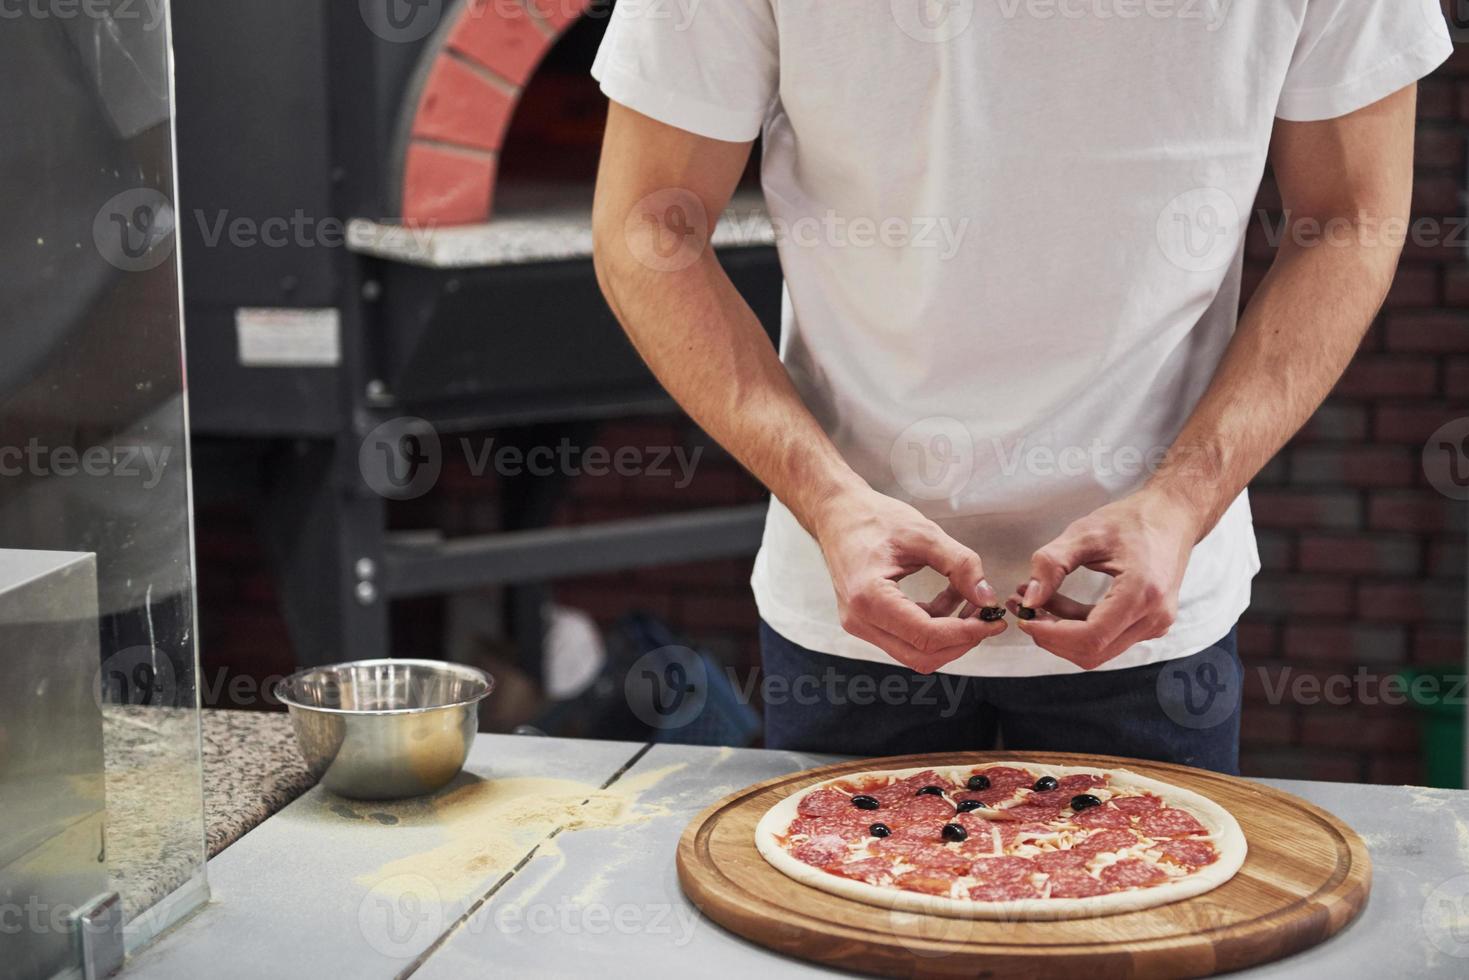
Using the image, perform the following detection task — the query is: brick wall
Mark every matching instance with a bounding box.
[1235,58,1468,783]
[194,46,1467,784]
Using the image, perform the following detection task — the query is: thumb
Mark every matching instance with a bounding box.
[1025,530,1089,609]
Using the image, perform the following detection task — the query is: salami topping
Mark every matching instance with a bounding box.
[888,794,960,821]
[1110,793,1163,816]
[1059,773,1107,792]
[835,857,898,886]
[1045,868,1109,898]
[1024,789,1072,809]
[790,835,848,869]
[969,856,1037,882]
[968,880,1042,901]
[895,871,957,896]
[1000,803,1062,824]
[1074,828,1140,857]
[787,813,870,840]
[1072,804,1131,829]
[1099,858,1169,891]
[1032,849,1088,871]
[973,766,1033,787]
[1152,838,1218,870]
[796,788,852,817]
[1136,807,1208,838]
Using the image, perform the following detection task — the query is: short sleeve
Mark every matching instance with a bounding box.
[591,0,778,143]
[1277,0,1454,122]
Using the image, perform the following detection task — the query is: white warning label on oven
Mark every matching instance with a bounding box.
[236,308,341,367]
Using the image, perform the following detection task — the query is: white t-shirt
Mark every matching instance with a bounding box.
[592,0,1452,676]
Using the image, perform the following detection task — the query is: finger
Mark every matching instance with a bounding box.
[844,617,985,675]
[1030,616,1159,671]
[854,580,1004,651]
[919,585,966,618]
[1025,526,1107,609]
[1019,579,1151,661]
[1005,596,1059,622]
[911,529,997,609]
[1038,591,1094,621]
[1004,583,1090,620]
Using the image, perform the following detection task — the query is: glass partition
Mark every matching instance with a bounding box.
[0,1,207,976]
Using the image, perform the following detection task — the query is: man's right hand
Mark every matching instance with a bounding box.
[811,487,1006,673]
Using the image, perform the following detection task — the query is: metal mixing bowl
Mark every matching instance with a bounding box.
[275,659,494,800]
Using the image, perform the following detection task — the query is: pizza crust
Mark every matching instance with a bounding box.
[754,761,1247,920]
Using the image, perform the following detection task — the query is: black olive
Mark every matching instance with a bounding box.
[916,785,946,797]
[851,794,880,811]
[869,822,891,838]
[978,606,1006,622]
[956,799,987,813]
[966,774,991,791]
[1033,776,1059,792]
[1016,606,1037,621]
[941,823,968,842]
[1070,794,1103,812]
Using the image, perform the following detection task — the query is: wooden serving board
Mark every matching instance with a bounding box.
[677,751,1370,978]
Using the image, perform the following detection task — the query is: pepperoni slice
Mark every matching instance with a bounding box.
[1059,773,1107,792]
[968,880,1042,901]
[791,835,848,869]
[888,795,958,820]
[896,871,956,896]
[1000,803,1060,824]
[977,766,1034,787]
[1023,789,1072,809]
[871,770,947,804]
[957,833,1004,858]
[1072,805,1131,829]
[797,788,852,817]
[872,838,972,873]
[1152,838,1218,870]
[1075,828,1139,856]
[1110,794,1163,816]
[834,857,897,886]
[956,785,1027,807]
[788,813,871,841]
[1045,868,1109,898]
[1136,807,1208,838]
[1099,858,1168,891]
[1033,849,1088,872]
[969,856,1037,882]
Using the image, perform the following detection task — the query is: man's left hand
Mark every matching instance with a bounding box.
[1008,487,1205,670]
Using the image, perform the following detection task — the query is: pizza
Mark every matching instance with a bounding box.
[754,761,1246,919]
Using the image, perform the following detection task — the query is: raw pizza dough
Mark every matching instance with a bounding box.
[754,761,1247,920]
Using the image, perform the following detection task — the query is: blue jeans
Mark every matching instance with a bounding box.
[759,622,1242,775]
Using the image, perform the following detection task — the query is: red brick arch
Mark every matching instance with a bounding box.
[397,0,592,224]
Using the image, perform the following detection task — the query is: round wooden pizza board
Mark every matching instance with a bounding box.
[677,751,1370,978]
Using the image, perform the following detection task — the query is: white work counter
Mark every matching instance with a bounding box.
[121,735,1469,978]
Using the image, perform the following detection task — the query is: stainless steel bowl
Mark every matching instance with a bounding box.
[275,659,494,800]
